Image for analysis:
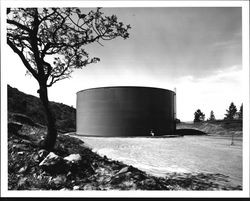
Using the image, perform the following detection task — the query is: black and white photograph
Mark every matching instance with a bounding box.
[1,0,249,198]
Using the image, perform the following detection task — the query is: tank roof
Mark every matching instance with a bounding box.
[77,86,175,94]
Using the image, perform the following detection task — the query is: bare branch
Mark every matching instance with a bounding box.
[38,9,57,24]
[7,38,38,80]
[7,19,31,33]
[7,7,130,88]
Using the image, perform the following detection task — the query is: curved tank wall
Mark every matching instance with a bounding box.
[76,86,176,137]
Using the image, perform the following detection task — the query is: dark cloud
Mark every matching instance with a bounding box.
[88,7,242,80]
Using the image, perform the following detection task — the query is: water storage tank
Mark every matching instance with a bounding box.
[76,86,176,137]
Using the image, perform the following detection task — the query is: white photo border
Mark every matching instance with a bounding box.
[1,0,249,198]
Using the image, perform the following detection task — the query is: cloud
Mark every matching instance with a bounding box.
[212,40,241,49]
[175,65,243,121]
[5,7,243,122]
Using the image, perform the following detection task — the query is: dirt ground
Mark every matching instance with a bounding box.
[73,135,242,187]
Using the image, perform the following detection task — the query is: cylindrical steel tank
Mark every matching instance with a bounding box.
[76,86,176,137]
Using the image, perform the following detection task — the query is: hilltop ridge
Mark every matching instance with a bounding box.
[177,120,242,136]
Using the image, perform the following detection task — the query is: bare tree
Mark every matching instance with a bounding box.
[7,8,130,150]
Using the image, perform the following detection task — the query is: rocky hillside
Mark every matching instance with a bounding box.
[8,85,76,133]
[8,120,242,190]
[177,120,242,136]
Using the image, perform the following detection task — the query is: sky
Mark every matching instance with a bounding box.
[5,7,243,121]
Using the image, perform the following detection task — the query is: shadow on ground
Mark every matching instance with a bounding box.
[164,172,242,190]
[176,129,206,136]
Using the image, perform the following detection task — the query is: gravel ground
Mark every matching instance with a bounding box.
[73,135,242,187]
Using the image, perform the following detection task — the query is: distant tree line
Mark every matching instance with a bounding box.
[193,102,243,122]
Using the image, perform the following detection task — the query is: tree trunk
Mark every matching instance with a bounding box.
[38,84,57,151]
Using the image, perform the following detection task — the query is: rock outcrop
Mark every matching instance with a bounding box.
[39,152,67,174]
